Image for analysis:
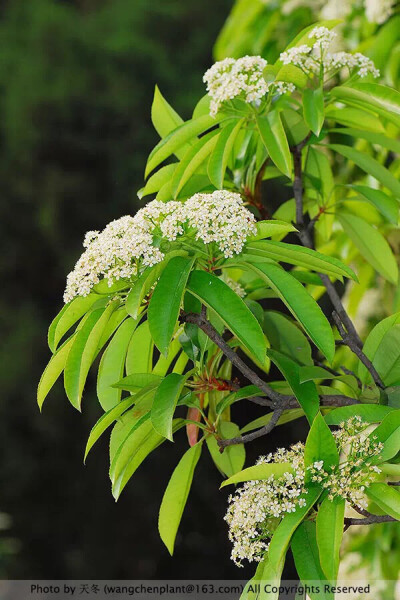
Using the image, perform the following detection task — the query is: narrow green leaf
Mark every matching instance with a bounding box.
[331,83,400,128]
[215,385,263,417]
[268,350,319,424]
[303,88,324,136]
[256,111,292,178]
[329,144,400,199]
[208,118,243,189]
[151,373,186,440]
[352,185,398,225]
[371,409,400,462]
[330,128,400,155]
[112,372,161,392]
[220,462,294,488]
[359,313,400,383]
[97,318,138,411]
[206,421,245,478]
[145,114,217,177]
[291,522,332,600]
[304,413,339,471]
[84,395,138,461]
[325,105,384,132]
[171,131,219,198]
[187,270,267,364]
[316,496,345,584]
[247,220,297,241]
[365,482,400,520]
[245,240,357,281]
[151,85,184,139]
[299,366,335,383]
[264,311,313,366]
[138,164,177,199]
[159,443,202,555]
[268,486,322,572]
[125,320,154,375]
[37,335,75,409]
[48,294,99,353]
[148,256,194,355]
[242,261,335,362]
[325,404,394,425]
[64,302,118,410]
[337,212,398,284]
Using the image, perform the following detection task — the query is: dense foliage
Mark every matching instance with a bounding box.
[38,1,400,596]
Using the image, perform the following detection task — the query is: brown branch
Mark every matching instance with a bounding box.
[388,481,400,487]
[332,312,384,389]
[344,513,397,526]
[291,141,363,348]
[218,408,284,449]
[181,311,286,405]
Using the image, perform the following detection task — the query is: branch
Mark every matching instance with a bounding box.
[291,141,363,348]
[181,311,286,405]
[332,312,384,389]
[218,408,284,449]
[344,514,397,526]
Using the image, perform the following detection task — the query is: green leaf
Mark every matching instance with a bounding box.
[337,212,398,284]
[256,111,292,178]
[206,421,245,478]
[325,105,384,133]
[247,220,297,241]
[245,240,357,281]
[151,373,186,440]
[264,311,312,366]
[242,261,335,362]
[304,413,339,471]
[84,395,138,461]
[359,313,400,383]
[331,83,400,128]
[138,164,177,199]
[371,410,400,462]
[365,482,400,520]
[370,325,400,387]
[215,385,263,417]
[151,85,184,139]
[267,486,322,572]
[145,114,218,177]
[316,496,345,584]
[97,318,138,411]
[352,185,398,225]
[208,118,243,189]
[187,270,267,365]
[64,302,118,410]
[329,144,400,199]
[112,372,161,392]
[291,522,332,600]
[148,256,194,355]
[330,128,400,155]
[48,294,99,353]
[37,335,75,409]
[171,131,219,198]
[325,405,394,425]
[125,320,154,375]
[299,366,336,383]
[158,442,202,555]
[220,462,294,487]
[268,349,319,424]
[303,88,324,136]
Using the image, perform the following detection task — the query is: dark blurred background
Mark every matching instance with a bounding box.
[0,0,304,581]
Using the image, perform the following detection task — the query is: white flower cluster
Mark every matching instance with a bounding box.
[280,0,394,24]
[225,443,307,566]
[226,278,246,298]
[308,416,384,510]
[364,0,395,24]
[64,192,256,302]
[203,56,294,116]
[280,26,380,79]
[225,417,383,567]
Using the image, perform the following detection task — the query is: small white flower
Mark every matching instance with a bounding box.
[365,0,395,23]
